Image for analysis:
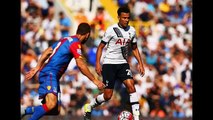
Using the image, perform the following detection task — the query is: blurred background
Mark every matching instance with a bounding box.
[20,0,192,119]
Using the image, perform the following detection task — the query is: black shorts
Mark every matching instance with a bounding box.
[102,63,133,89]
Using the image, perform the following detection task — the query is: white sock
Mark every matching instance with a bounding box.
[130,92,140,120]
[90,93,105,108]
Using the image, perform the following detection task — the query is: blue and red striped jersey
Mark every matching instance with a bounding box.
[39,35,82,79]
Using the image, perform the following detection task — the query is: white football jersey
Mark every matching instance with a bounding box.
[102,24,137,64]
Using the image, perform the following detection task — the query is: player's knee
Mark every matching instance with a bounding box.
[47,100,57,110]
[104,94,112,101]
[127,85,136,93]
[104,89,113,101]
[46,94,58,110]
[124,79,136,93]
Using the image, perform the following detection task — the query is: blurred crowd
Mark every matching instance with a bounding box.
[21,0,192,119]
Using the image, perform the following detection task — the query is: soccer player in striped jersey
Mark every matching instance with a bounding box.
[84,6,145,120]
[21,23,105,120]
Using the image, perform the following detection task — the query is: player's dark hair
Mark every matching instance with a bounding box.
[117,6,130,16]
[76,23,91,35]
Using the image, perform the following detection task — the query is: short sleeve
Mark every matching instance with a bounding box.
[102,27,112,43]
[131,30,137,44]
[69,42,83,59]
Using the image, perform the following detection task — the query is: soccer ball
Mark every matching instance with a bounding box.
[118,110,133,120]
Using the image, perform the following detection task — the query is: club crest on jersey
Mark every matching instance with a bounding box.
[47,86,51,90]
[115,38,131,45]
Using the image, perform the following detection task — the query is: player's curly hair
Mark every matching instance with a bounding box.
[117,6,130,16]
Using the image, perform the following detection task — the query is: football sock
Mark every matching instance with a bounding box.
[25,106,34,114]
[130,92,140,120]
[28,104,49,120]
[90,93,105,108]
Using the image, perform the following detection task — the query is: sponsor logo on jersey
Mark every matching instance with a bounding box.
[115,38,131,45]
[64,37,73,42]
[68,38,73,42]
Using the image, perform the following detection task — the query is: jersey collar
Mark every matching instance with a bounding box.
[117,23,130,31]
[70,35,79,41]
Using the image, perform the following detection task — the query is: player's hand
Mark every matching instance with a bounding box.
[25,68,38,80]
[138,65,145,77]
[94,80,105,91]
[95,63,102,76]
[97,82,105,91]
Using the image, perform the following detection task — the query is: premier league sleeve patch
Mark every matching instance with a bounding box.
[70,42,83,59]
[77,49,82,55]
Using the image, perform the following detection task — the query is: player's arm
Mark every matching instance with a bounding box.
[96,42,106,76]
[132,43,145,76]
[25,47,53,80]
[75,58,105,90]
[96,27,111,75]
[70,42,105,90]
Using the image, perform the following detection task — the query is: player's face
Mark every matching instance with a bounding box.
[81,33,90,44]
[118,12,130,28]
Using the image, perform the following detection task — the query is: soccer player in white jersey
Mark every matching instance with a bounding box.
[84,6,145,120]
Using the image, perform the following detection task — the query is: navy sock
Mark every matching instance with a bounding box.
[28,104,48,120]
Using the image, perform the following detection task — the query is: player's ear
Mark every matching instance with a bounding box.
[118,16,120,20]
[86,32,90,38]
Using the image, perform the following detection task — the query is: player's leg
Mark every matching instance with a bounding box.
[21,105,29,119]
[28,93,57,120]
[118,63,140,120]
[21,105,35,118]
[26,73,59,120]
[84,64,116,120]
[21,80,49,118]
[44,87,61,115]
[123,79,140,120]
[85,88,113,110]
[84,89,113,120]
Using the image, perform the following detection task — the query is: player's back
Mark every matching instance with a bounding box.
[40,36,80,78]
